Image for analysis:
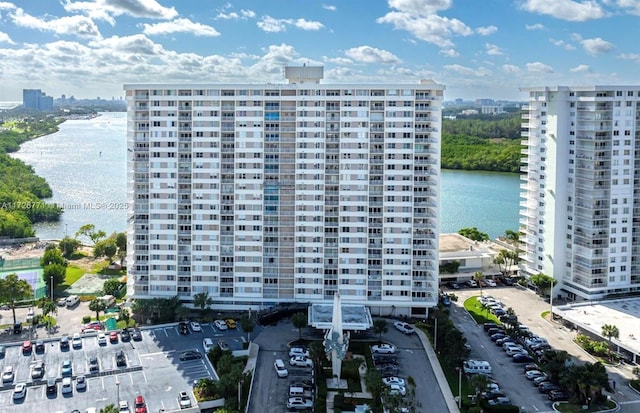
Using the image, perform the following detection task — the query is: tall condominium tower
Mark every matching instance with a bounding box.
[520,86,640,301]
[124,66,443,315]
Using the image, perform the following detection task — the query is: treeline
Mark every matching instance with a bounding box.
[441,112,522,173]
[0,116,63,238]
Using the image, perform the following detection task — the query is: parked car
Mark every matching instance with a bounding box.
[203,338,214,353]
[60,336,70,350]
[131,328,143,341]
[286,397,314,410]
[486,279,497,287]
[533,375,550,386]
[13,382,27,400]
[97,333,107,346]
[76,375,87,390]
[218,340,230,351]
[376,364,399,377]
[382,377,406,387]
[190,321,202,332]
[72,333,83,348]
[371,343,397,354]
[441,294,452,306]
[214,320,228,330]
[116,350,127,367]
[61,377,73,394]
[61,360,72,377]
[488,396,511,405]
[513,354,534,363]
[89,356,99,372]
[178,391,192,408]
[393,321,415,334]
[110,331,119,343]
[548,390,570,401]
[35,340,45,353]
[490,333,506,342]
[373,354,398,365]
[525,370,544,380]
[388,383,406,396]
[119,400,131,413]
[134,395,148,413]
[179,350,202,361]
[22,340,32,354]
[466,279,478,287]
[46,377,57,394]
[225,319,237,329]
[447,281,461,289]
[290,356,313,367]
[2,366,14,383]
[0,345,5,358]
[178,322,189,335]
[289,347,310,358]
[274,359,288,378]
[483,322,499,332]
[31,361,45,379]
[496,336,515,346]
[523,363,540,372]
[538,382,560,394]
[121,329,131,342]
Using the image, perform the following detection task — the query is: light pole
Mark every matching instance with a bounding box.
[116,378,120,404]
[238,379,244,409]
[457,366,462,408]
[433,315,438,352]
[549,278,555,322]
[50,275,54,300]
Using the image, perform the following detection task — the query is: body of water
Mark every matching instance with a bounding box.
[12,112,520,240]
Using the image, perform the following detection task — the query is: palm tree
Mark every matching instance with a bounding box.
[0,273,34,324]
[541,349,571,383]
[308,341,325,374]
[602,324,619,360]
[291,312,307,341]
[473,271,485,296]
[99,403,119,413]
[193,291,212,312]
[240,315,255,342]
[89,298,107,321]
[373,319,388,343]
[39,299,57,329]
[469,374,491,405]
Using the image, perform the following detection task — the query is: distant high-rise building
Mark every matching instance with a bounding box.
[124,66,444,316]
[22,89,53,111]
[520,86,640,301]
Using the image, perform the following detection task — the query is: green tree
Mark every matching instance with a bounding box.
[494,249,519,276]
[44,263,66,295]
[115,232,127,251]
[291,312,307,341]
[94,238,117,261]
[364,370,384,407]
[193,291,213,312]
[602,324,620,358]
[119,308,130,324]
[540,349,571,383]
[0,273,34,324]
[308,341,325,374]
[40,244,66,267]
[468,374,491,405]
[38,299,57,329]
[89,298,107,321]
[530,273,557,297]
[458,227,489,241]
[175,304,189,322]
[504,229,519,243]
[473,271,485,296]
[240,314,255,342]
[58,236,81,258]
[103,279,122,297]
[373,318,388,342]
[99,404,119,413]
[76,223,106,245]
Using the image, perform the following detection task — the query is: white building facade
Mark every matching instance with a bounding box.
[124,67,443,315]
[520,86,640,301]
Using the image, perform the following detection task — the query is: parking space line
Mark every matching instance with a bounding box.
[142,370,148,384]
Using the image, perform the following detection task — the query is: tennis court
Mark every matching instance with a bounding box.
[0,258,46,299]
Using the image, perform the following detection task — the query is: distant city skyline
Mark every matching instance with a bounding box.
[1,1,639,102]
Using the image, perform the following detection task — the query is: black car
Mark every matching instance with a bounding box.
[548,390,570,401]
[13,322,22,335]
[131,328,142,341]
[35,340,45,353]
[538,382,560,394]
[373,355,398,365]
[60,336,69,350]
[121,329,131,342]
[46,377,57,394]
[490,333,506,342]
[89,356,99,372]
[116,350,127,367]
[447,281,460,289]
[179,350,202,361]
[513,354,534,363]
[0,345,5,358]
[487,327,504,336]
[178,322,189,335]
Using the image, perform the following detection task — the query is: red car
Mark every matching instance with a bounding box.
[109,331,118,343]
[134,395,147,413]
[22,340,32,354]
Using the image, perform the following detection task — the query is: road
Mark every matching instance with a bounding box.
[447,285,640,413]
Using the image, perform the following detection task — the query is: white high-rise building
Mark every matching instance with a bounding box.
[520,86,640,301]
[124,67,444,316]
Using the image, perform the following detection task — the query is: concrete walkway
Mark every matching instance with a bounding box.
[326,355,373,413]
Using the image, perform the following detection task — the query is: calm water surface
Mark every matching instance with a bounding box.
[12,112,520,240]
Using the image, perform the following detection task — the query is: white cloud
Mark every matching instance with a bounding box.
[89,34,165,55]
[62,0,177,20]
[377,0,472,48]
[216,9,255,20]
[502,64,520,73]
[525,23,545,30]
[257,16,324,32]
[0,31,14,44]
[522,0,605,21]
[615,0,640,15]
[444,64,491,76]
[345,46,401,64]
[10,8,101,38]
[477,25,497,36]
[570,64,590,72]
[142,18,220,37]
[618,52,640,62]
[550,38,576,50]
[526,61,554,73]
[322,4,337,11]
[440,48,460,57]
[580,37,615,55]
[0,2,16,10]
[485,43,503,56]
[322,56,353,65]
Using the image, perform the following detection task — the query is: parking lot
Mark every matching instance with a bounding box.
[0,320,247,412]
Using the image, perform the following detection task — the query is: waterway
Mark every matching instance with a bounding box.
[11,112,521,240]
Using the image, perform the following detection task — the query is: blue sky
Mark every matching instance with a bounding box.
[0,0,638,102]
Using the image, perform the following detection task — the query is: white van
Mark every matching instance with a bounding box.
[463,359,492,375]
[66,295,79,308]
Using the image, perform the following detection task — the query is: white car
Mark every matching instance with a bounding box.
[525,370,545,380]
[505,346,526,356]
[72,333,82,349]
[486,279,497,287]
[286,397,314,409]
[288,347,310,358]
[388,383,407,396]
[61,377,73,394]
[203,338,214,353]
[189,321,202,332]
[2,366,14,383]
[371,343,397,354]
[382,376,406,387]
[274,359,288,377]
[178,391,192,408]
[12,382,26,400]
[393,321,415,334]
[97,333,107,346]
[76,375,87,390]
[214,320,228,330]
[289,356,313,367]
[467,279,478,287]
[118,400,131,413]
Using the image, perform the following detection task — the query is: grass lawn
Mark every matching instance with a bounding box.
[57,265,86,293]
[462,296,501,324]
[554,400,617,412]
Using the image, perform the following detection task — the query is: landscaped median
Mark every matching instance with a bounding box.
[463,296,501,325]
[551,399,619,413]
